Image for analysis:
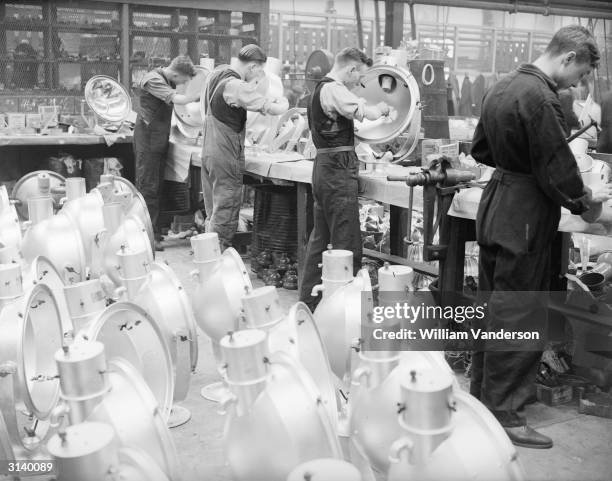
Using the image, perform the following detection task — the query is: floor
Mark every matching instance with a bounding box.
[159,238,612,481]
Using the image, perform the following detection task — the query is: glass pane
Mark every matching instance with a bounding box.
[231,39,243,59]
[217,39,231,65]
[4,3,43,23]
[496,32,529,74]
[281,15,328,68]
[242,12,259,39]
[56,5,119,28]
[231,12,243,28]
[197,12,216,33]
[57,32,120,61]
[198,39,212,58]
[198,11,230,34]
[456,29,494,73]
[178,38,189,57]
[131,36,171,65]
[132,9,173,30]
[176,11,190,32]
[4,31,44,89]
[58,63,81,92]
[58,62,119,93]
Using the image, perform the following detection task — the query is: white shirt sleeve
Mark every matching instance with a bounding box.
[319,81,366,121]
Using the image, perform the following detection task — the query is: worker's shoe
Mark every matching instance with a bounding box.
[504,425,553,449]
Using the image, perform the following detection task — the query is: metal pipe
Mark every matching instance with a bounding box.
[406,0,612,20]
[355,0,364,50]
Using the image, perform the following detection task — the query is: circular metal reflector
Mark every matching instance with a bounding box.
[84,76,132,124]
[0,283,63,451]
[133,261,199,402]
[305,49,334,93]
[351,64,421,159]
[11,170,65,220]
[83,302,174,421]
[88,357,179,480]
[173,65,211,139]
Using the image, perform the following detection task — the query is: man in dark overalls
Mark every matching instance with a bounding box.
[299,47,390,311]
[201,45,288,251]
[470,26,612,449]
[133,56,198,251]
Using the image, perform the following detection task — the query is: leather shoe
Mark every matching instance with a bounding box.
[504,425,553,449]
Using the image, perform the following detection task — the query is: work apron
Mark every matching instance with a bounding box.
[200,78,245,250]
[298,145,363,310]
[470,167,554,425]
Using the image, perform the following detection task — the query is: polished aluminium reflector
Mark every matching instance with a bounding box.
[349,351,458,474]
[0,185,22,250]
[50,343,179,481]
[387,378,527,481]
[191,235,252,342]
[95,175,155,253]
[351,59,421,161]
[90,204,153,288]
[0,283,63,456]
[84,76,132,124]
[58,186,106,267]
[130,261,199,403]
[89,358,180,480]
[241,287,338,430]
[173,65,211,139]
[11,170,65,220]
[28,256,74,339]
[222,338,342,481]
[313,269,373,386]
[287,458,362,481]
[21,201,87,284]
[81,302,174,422]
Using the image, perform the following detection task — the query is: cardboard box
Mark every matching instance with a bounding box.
[6,113,26,130]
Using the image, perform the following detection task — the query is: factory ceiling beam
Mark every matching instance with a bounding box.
[400,0,612,20]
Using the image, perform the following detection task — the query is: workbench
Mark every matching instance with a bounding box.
[0,132,135,183]
[174,138,437,280]
[0,133,132,147]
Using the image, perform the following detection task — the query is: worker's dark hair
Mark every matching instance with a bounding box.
[238,44,267,64]
[335,47,373,68]
[169,55,197,77]
[545,26,600,68]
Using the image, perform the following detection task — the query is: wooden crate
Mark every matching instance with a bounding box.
[536,383,573,406]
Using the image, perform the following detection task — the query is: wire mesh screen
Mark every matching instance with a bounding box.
[1,2,260,95]
[0,2,121,93]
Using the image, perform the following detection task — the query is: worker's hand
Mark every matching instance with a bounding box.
[380,151,393,163]
[589,182,612,203]
[187,93,200,103]
[376,101,391,117]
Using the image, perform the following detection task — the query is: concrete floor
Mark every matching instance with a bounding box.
[159,238,612,481]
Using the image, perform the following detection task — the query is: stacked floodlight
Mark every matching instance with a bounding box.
[0,282,63,460]
[219,330,342,481]
[49,341,179,480]
[114,245,199,427]
[190,233,253,402]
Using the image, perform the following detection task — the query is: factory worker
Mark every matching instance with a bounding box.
[469,26,612,449]
[201,44,289,251]
[299,47,390,311]
[134,55,199,251]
